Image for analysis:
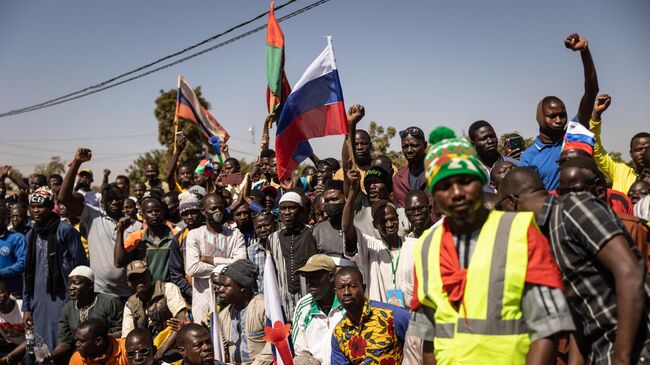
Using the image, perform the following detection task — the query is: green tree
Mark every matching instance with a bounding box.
[34,156,65,176]
[368,121,406,168]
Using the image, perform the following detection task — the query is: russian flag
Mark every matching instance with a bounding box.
[175,76,230,143]
[275,36,348,181]
[562,120,595,155]
[263,255,294,365]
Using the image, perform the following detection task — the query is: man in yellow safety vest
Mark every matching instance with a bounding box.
[409,127,575,365]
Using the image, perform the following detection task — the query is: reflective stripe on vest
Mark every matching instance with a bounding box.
[412,211,534,363]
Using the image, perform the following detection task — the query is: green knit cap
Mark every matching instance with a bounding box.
[424,126,488,193]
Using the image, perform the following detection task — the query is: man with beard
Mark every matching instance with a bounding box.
[75,169,101,209]
[330,266,408,365]
[312,180,355,263]
[215,260,272,364]
[185,193,246,324]
[468,120,519,192]
[122,261,189,363]
[392,126,430,207]
[411,127,574,364]
[521,33,599,191]
[291,255,345,365]
[51,266,123,363]
[60,147,143,301]
[116,194,176,283]
[22,186,88,352]
[267,191,318,318]
[169,192,205,303]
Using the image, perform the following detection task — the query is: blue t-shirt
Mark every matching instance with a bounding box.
[520,136,563,191]
[0,230,26,295]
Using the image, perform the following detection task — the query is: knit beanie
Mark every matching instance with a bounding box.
[178,191,200,214]
[221,259,259,290]
[30,186,55,207]
[425,126,488,193]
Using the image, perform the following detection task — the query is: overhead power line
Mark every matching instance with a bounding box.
[0,0,332,118]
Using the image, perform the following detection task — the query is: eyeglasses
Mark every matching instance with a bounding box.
[399,127,424,139]
[404,205,429,215]
[126,348,151,359]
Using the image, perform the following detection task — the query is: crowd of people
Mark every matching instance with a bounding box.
[0,33,649,365]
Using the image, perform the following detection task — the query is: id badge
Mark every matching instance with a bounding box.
[386,289,405,307]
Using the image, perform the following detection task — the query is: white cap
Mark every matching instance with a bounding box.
[279,191,303,207]
[69,265,94,282]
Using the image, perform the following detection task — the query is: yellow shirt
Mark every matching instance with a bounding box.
[590,118,638,193]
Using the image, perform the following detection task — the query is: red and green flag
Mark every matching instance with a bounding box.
[266,0,291,114]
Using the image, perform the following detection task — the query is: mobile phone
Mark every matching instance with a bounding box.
[505,136,524,150]
[221,172,243,186]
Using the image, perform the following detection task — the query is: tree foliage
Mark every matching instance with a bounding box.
[34,156,65,176]
[368,121,406,168]
[128,87,213,183]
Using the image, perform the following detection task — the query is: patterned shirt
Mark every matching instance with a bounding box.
[331,299,408,365]
[241,232,266,294]
[540,193,650,365]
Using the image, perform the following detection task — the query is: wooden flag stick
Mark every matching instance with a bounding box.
[172,75,183,154]
[346,137,358,171]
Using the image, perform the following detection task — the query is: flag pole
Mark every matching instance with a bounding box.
[173,75,183,154]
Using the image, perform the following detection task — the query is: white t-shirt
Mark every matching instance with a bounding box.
[0,300,24,344]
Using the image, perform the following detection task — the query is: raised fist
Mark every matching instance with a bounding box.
[564,33,588,52]
[593,94,612,117]
[75,148,92,163]
[347,104,365,125]
[103,169,111,177]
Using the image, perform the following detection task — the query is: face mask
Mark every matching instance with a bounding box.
[211,211,224,223]
[323,202,345,218]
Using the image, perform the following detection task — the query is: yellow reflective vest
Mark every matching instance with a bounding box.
[413,210,534,365]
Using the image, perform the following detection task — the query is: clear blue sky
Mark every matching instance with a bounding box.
[1,0,648,177]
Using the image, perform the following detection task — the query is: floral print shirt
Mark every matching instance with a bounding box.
[331,299,409,365]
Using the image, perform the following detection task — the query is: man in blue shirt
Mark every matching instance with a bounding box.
[520,33,599,191]
[0,196,26,298]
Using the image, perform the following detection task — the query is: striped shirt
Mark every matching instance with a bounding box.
[541,193,650,364]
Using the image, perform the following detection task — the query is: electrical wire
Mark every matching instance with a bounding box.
[0,0,331,118]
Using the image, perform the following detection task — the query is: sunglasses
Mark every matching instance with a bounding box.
[126,347,151,359]
[399,127,424,139]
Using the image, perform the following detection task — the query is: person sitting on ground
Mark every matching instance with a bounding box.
[590,94,650,193]
[292,255,345,365]
[498,167,650,363]
[176,323,221,365]
[215,260,272,365]
[122,261,189,363]
[51,266,123,363]
[520,33,599,191]
[0,281,25,365]
[116,192,177,282]
[69,318,128,365]
[330,266,409,364]
[185,193,246,324]
[125,328,168,365]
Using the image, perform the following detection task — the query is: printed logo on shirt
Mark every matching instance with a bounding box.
[0,246,10,256]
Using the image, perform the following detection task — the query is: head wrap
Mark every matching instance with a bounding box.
[424,126,488,193]
[364,166,393,193]
[279,191,303,206]
[29,186,55,207]
[178,191,201,214]
[69,265,94,282]
[220,259,259,290]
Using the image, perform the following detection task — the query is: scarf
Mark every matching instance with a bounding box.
[25,214,63,296]
[438,219,467,306]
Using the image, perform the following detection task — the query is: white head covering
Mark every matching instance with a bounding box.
[279,191,303,206]
[69,265,94,282]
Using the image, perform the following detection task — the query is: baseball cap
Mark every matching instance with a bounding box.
[296,254,336,274]
[126,260,149,278]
